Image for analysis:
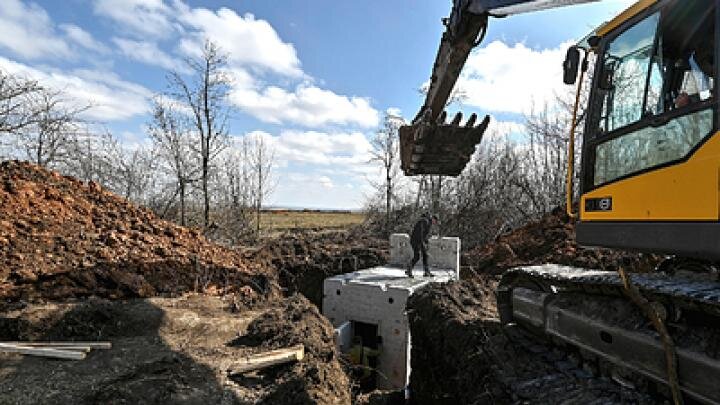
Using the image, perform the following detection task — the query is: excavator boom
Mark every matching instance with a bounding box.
[401,0,598,176]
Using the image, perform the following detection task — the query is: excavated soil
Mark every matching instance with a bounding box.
[0,161,277,306]
[0,294,350,405]
[407,277,658,404]
[248,231,387,307]
[462,207,661,275]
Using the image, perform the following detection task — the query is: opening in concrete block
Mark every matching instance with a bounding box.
[348,321,381,391]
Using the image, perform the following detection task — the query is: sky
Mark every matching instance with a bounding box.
[0,0,636,209]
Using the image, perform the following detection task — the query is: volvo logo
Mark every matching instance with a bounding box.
[598,198,612,211]
[585,197,613,212]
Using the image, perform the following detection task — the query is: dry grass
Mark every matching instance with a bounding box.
[260,210,365,231]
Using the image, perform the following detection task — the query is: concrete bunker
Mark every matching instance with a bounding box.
[322,233,460,391]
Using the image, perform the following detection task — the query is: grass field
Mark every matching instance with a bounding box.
[260,210,365,231]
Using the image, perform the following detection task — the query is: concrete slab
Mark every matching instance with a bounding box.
[322,233,460,391]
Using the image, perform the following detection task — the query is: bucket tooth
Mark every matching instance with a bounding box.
[437,111,448,124]
[465,113,477,128]
[451,112,463,126]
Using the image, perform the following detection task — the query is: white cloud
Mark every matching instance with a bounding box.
[0,0,72,59]
[457,40,572,115]
[318,176,334,189]
[231,84,379,128]
[93,0,176,39]
[60,24,109,54]
[175,6,302,78]
[274,130,373,166]
[0,57,152,121]
[113,38,182,71]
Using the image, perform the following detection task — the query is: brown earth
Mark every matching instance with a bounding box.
[247,230,388,307]
[0,160,277,306]
[0,294,350,405]
[407,276,658,404]
[462,207,661,275]
[0,161,359,404]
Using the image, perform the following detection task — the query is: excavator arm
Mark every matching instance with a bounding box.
[400,0,599,176]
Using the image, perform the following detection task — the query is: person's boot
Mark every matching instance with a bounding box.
[423,268,434,277]
[405,268,414,278]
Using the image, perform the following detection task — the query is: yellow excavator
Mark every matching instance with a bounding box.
[401,0,720,403]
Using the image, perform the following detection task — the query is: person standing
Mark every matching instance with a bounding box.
[405,213,438,278]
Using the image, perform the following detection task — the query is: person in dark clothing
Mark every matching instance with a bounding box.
[405,213,438,278]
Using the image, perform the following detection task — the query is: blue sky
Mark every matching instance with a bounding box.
[0,0,635,208]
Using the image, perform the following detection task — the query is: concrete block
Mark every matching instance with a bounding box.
[388,233,460,278]
[323,233,460,391]
[334,321,352,353]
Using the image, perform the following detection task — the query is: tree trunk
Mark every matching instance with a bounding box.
[179,180,186,227]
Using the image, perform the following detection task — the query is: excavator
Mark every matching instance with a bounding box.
[401,0,720,403]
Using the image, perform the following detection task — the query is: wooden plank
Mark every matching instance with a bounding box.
[0,343,86,360]
[0,341,111,349]
[228,345,304,374]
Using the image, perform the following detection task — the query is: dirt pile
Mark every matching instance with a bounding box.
[0,160,276,304]
[250,230,388,307]
[0,294,350,405]
[407,276,658,404]
[462,207,660,275]
[407,276,505,404]
[230,294,351,404]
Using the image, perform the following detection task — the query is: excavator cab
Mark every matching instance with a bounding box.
[575,0,719,260]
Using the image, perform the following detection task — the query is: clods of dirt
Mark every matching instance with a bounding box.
[462,207,661,275]
[248,230,388,307]
[0,161,278,305]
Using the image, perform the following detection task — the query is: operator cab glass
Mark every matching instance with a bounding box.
[585,0,717,189]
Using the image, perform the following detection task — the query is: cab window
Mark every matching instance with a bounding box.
[590,0,716,187]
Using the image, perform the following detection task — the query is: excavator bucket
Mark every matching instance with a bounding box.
[400,0,598,177]
[399,113,489,176]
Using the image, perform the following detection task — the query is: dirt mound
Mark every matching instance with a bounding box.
[250,231,388,307]
[407,277,657,405]
[229,294,351,404]
[407,276,505,404]
[463,207,660,275]
[0,295,350,405]
[0,160,277,305]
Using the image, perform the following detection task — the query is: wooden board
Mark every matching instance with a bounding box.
[0,341,111,349]
[228,345,305,374]
[0,343,86,360]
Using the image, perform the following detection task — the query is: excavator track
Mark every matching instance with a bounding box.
[497,265,720,404]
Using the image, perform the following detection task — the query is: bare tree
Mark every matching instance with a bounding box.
[167,40,230,228]
[18,89,90,167]
[148,97,197,226]
[0,70,42,135]
[369,112,404,234]
[247,133,276,237]
[108,141,158,204]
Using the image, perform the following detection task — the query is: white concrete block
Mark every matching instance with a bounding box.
[334,321,352,353]
[389,233,460,278]
[323,234,460,390]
